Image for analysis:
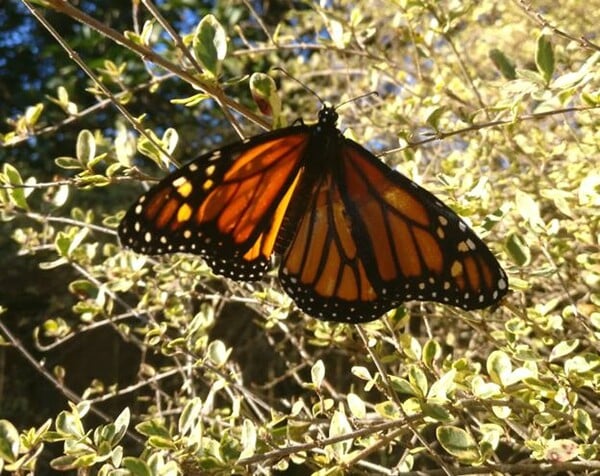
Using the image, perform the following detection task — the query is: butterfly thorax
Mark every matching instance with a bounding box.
[303,106,345,173]
[272,107,345,254]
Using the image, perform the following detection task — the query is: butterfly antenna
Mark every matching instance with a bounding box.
[272,67,325,105]
[335,91,379,111]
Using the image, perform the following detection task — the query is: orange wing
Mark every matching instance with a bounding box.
[278,140,508,322]
[279,170,398,322]
[118,129,310,280]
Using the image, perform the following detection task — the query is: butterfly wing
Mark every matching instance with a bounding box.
[341,140,509,310]
[279,170,399,322]
[118,128,310,280]
[278,138,508,322]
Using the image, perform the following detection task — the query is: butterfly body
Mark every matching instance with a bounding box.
[119,106,508,322]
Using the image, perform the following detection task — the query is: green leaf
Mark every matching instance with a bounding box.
[87,152,107,170]
[347,393,366,419]
[53,86,74,114]
[239,419,257,460]
[76,130,96,166]
[147,436,176,450]
[489,48,516,80]
[162,128,179,156]
[328,18,346,49]
[193,14,227,78]
[76,400,91,418]
[479,424,503,457]
[124,30,143,46]
[68,227,89,256]
[328,410,352,460]
[50,183,70,207]
[111,407,130,446]
[389,376,417,396]
[424,106,446,130]
[0,420,20,463]
[311,359,325,389]
[76,175,111,187]
[136,128,178,170]
[25,103,44,127]
[408,366,428,398]
[39,257,68,270]
[137,129,166,168]
[535,32,554,83]
[428,368,456,401]
[170,93,210,107]
[543,439,578,462]
[422,339,441,368]
[492,404,511,419]
[487,350,511,386]
[422,402,453,422]
[114,123,135,167]
[54,232,70,258]
[179,397,202,436]
[399,334,421,360]
[249,72,282,123]
[573,408,594,441]
[2,163,29,210]
[375,401,400,419]
[436,425,480,462]
[573,408,592,442]
[549,339,580,362]
[564,354,600,375]
[207,340,229,367]
[55,156,83,170]
[351,366,371,381]
[506,232,531,267]
[515,190,544,230]
[581,91,600,106]
[50,455,78,471]
[122,457,152,476]
[139,20,154,46]
[55,410,84,437]
[502,366,533,386]
[471,376,501,399]
[135,419,171,439]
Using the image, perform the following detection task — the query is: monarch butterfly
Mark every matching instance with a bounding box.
[118,105,508,323]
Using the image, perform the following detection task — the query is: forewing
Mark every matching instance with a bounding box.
[339,141,509,310]
[118,129,309,280]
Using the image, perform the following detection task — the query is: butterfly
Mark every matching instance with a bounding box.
[118,105,508,323]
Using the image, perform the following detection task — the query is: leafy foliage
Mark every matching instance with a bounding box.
[1,0,600,474]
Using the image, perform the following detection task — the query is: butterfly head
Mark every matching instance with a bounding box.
[318,106,339,129]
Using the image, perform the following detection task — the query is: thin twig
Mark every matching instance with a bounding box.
[381,104,600,156]
[515,0,600,52]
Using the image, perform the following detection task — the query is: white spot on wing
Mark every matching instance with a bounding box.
[172,176,187,187]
